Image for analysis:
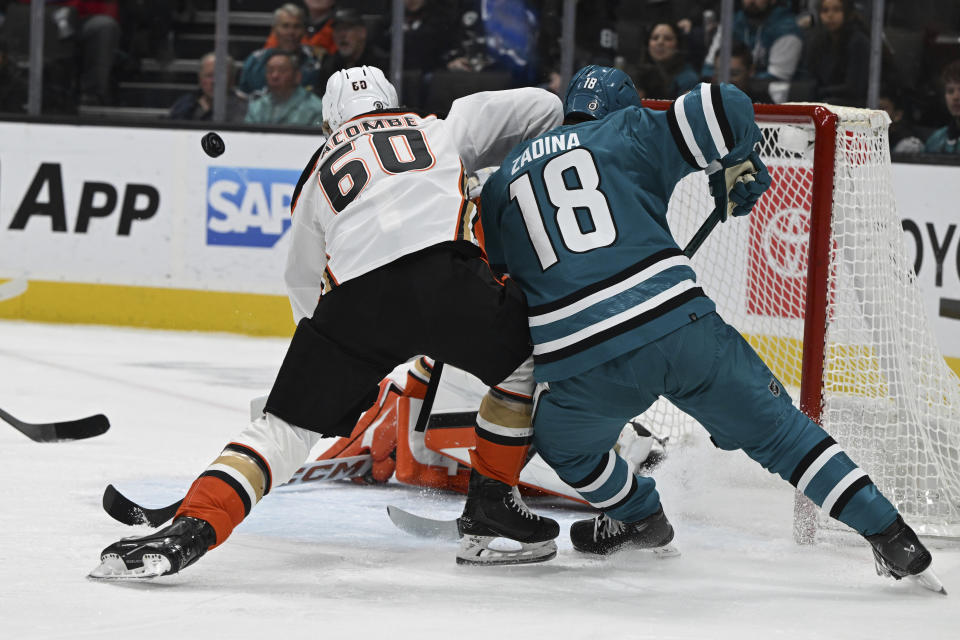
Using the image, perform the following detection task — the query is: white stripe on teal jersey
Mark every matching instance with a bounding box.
[578,451,617,493]
[532,280,699,356]
[528,255,693,327]
[795,444,843,493]
[673,91,708,169]
[821,469,869,515]
[700,83,730,157]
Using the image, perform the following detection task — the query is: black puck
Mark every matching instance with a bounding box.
[201,131,225,158]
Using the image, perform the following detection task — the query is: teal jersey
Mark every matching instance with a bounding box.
[480,83,762,381]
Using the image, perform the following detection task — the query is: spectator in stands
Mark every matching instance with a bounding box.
[316,8,389,93]
[17,0,121,105]
[238,4,322,95]
[119,0,175,68]
[924,61,960,155]
[803,0,869,106]
[707,41,775,103]
[381,0,456,73]
[633,22,699,100]
[727,42,753,95]
[264,0,338,60]
[879,88,925,154]
[246,50,324,127]
[702,0,803,94]
[168,52,247,123]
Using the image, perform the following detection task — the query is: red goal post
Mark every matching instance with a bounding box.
[639,100,960,541]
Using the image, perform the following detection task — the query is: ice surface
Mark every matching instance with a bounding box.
[0,320,957,639]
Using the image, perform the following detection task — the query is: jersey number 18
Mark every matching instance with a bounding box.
[509,148,617,270]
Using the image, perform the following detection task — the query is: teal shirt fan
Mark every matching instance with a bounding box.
[480,81,763,382]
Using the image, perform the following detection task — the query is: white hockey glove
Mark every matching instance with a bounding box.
[707,150,772,222]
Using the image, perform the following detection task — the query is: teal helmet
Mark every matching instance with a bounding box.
[563,65,642,121]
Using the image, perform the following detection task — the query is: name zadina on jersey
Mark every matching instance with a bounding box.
[480,83,762,382]
[284,88,563,323]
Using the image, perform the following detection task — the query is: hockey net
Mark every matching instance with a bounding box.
[640,102,960,540]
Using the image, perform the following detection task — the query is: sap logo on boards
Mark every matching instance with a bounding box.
[4,162,159,235]
[206,167,297,248]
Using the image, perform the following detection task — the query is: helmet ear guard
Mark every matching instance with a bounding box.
[321,65,399,134]
[563,65,642,121]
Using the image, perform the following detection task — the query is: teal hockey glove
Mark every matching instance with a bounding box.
[708,151,772,222]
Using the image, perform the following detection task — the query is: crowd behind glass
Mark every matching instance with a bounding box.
[0,0,958,157]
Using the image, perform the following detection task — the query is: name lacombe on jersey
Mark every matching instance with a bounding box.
[322,114,420,154]
[510,132,581,175]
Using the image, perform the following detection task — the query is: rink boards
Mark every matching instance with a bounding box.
[0,120,958,373]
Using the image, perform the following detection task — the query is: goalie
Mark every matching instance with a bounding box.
[309,357,667,502]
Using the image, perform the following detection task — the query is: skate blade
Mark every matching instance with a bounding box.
[908,567,947,595]
[88,553,172,580]
[456,536,557,566]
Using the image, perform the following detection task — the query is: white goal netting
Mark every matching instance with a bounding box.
[642,104,960,539]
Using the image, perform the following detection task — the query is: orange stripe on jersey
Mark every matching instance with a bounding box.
[175,475,247,548]
[323,259,340,293]
[491,385,533,402]
[473,197,487,254]
[452,164,470,242]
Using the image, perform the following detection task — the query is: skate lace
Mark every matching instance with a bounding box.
[593,514,626,540]
[508,487,537,520]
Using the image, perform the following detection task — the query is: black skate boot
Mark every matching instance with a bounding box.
[89,516,216,580]
[865,516,945,593]
[570,506,676,556]
[456,469,560,565]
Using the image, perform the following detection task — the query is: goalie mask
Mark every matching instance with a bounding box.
[322,65,399,134]
[564,65,642,121]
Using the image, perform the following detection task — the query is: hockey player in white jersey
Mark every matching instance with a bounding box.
[90,66,564,578]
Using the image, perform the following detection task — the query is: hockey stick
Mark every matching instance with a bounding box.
[0,407,110,442]
[386,505,460,541]
[103,454,373,527]
[682,204,723,259]
[102,484,181,527]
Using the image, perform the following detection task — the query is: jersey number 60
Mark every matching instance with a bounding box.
[509,148,617,270]
[319,129,435,212]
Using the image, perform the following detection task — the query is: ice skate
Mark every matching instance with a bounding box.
[570,506,678,557]
[89,516,216,580]
[456,469,559,566]
[865,515,946,594]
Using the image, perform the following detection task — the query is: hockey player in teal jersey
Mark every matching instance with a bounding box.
[478,65,944,591]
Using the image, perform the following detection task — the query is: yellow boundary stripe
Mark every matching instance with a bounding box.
[0,280,295,337]
[1,279,959,380]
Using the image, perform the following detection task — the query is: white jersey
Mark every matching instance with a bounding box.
[285,87,563,322]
